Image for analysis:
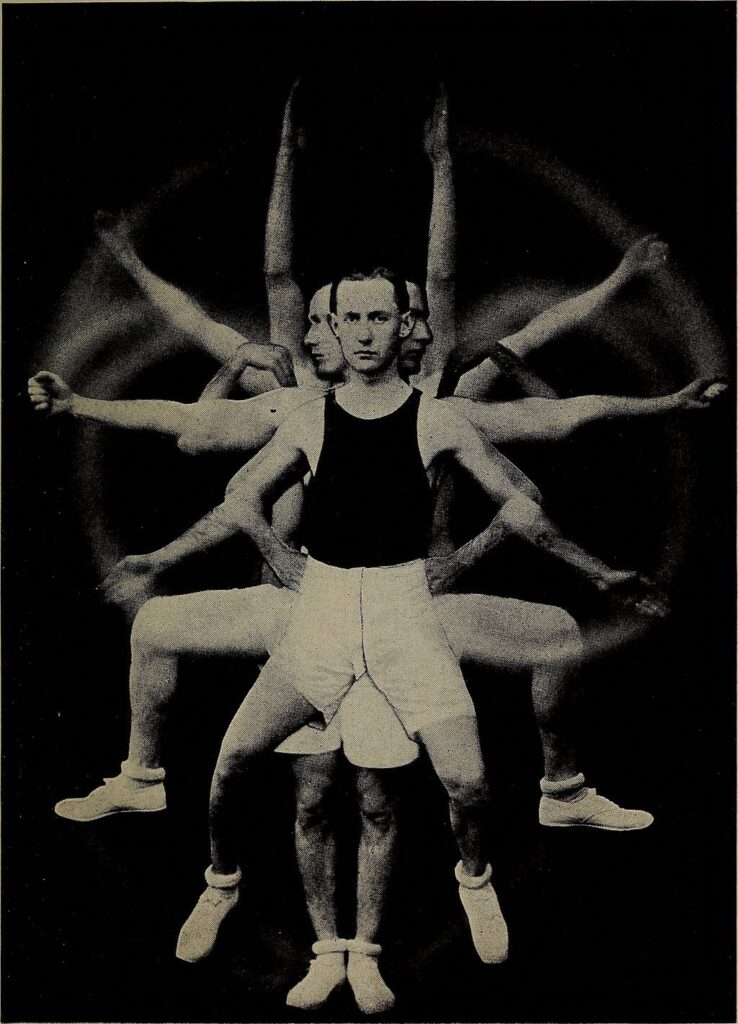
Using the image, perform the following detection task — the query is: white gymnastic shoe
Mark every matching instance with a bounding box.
[455,861,509,964]
[346,939,395,1015]
[54,761,166,821]
[286,939,347,1010]
[176,866,241,962]
[539,774,653,831]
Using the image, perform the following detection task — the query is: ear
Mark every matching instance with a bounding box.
[327,312,340,338]
[399,311,416,339]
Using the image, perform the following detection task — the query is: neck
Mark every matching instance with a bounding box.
[347,363,406,392]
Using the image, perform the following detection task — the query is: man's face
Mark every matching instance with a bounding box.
[330,279,413,377]
[398,281,433,376]
[304,285,345,380]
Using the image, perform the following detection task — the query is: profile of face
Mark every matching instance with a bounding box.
[398,281,433,377]
[330,278,414,377]
[303,285,345,380]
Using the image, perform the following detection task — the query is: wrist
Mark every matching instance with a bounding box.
[69,393,87,418]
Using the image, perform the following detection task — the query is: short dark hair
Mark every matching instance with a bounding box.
[329,268,410,316]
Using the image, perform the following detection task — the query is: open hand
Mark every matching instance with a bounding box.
[99,554,164,616]
[424,554,463,596]
[271,545,307,592]
[619,234,669,277]
[279,79,306,153]
[27,371,74,415]
[673,377,728,411]
[596,569,670,620]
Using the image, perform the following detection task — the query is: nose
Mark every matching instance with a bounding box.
[356,319,373,345]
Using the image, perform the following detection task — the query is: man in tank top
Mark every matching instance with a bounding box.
[166,268,667,998]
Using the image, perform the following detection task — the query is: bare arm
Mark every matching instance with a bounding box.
[28,371,319,455]
[426,406,656,600]
[263,83,313,383]
[422,84,456,379]
[452,235,670,400]
[95,212,282,394]
[214,422,311,590]
[98,509,240,615]
[446,378,727,444]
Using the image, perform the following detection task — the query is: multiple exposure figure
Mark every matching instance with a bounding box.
[28,83,725,1014]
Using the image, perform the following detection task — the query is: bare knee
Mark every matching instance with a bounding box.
[356,770,397,836]
[440,773,491,811]
[294,764,334,833]
[131,598,172,654]
[539,609,584,668]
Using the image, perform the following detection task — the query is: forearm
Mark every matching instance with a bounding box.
[198,364,242,401]
[502,266,630,361]
[264,146,296,280]
[147,511,239,571]
[502,496,613,587]
[427,155,456,285]
[70,394,191,435]
[220,495,298,579]
[563,392,681,433]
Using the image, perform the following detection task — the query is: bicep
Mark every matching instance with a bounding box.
[424,281,456,376]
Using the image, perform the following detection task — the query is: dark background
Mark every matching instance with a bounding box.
[3,3,736,1022]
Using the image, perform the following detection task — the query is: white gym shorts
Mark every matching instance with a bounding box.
[260,556,476,739]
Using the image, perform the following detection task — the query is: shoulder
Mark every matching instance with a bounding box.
[278,392,327,444]
[420,394,476,439]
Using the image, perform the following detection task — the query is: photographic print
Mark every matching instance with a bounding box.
[4,3,735,1022]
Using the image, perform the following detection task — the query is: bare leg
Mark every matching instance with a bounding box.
[435,593,584,782]
[418,715,490,876]
[209,670,317,875]
[355,768,399,943]
[292,752,340,940]
[417,715,507,964]
[127,586,291,768]
[54,586,292,822]
[435,594,652,830]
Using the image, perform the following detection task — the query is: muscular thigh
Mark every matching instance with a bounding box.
[137,585,293,657]
[433,593,575,671]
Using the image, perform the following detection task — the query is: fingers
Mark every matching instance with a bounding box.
[29,370,61,386]
[701,380,729,403]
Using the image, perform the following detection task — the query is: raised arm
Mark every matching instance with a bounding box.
[452,235,670,400]
[95,212,282,394]
[422,83,456,379]
[445,377,728,445]
[263,83,313,384]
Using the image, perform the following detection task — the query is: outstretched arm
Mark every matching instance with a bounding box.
[422,83,456,380]
[95,212,283,394]
[452,235,670,400]
[28,370,319,455]
[263,82,312,383]
[446,378,728,444]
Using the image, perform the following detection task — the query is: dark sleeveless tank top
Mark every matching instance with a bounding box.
[301,389,434,568]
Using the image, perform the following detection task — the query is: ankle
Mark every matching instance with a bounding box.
[121,759,165,785]
[540,772,586,802]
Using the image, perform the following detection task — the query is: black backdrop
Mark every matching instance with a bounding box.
[3,4,736,1023]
